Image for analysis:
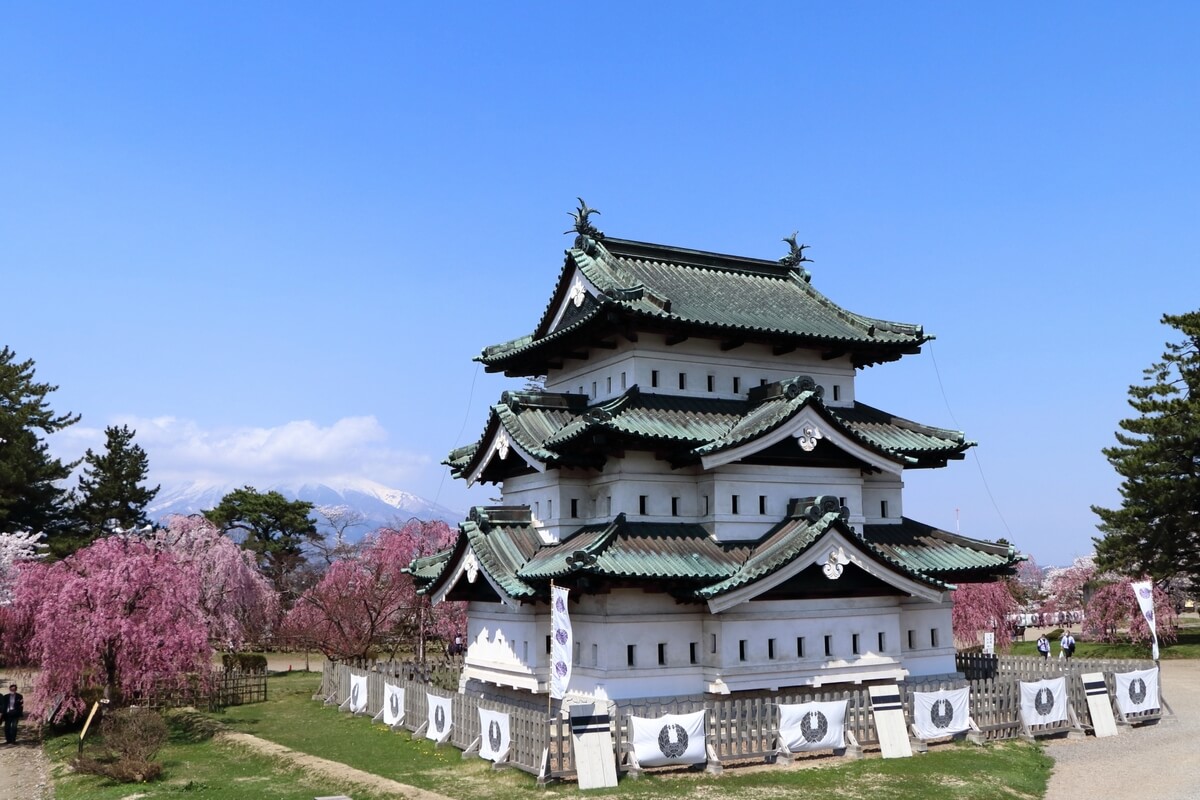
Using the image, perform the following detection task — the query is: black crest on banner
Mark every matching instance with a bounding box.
[488,719,502,752]
[1129,678,1148,704]
[434,704,446,732]
[930,698,954,729]
[350,682,360,708]
[389,692,401,718]
[657,724,688,758]
[1034,687,1055,715]
[800,710,828,743]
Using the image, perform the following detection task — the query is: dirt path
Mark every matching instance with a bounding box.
[1044,659,1200,800]
[0,738,53,800]
[218,731,457,800]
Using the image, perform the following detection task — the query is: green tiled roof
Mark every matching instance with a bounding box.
[863,518,1020,576]
[480,237,928,375]
[414,499,1018,605]
[448,381,969,481]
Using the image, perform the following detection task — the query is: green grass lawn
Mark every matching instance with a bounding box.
[44,698,391,800]
[208,672,1051,800]
[1009,625,1200,660]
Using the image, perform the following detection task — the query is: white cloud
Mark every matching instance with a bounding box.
[54,415,432,488]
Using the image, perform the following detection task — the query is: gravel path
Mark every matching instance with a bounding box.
[1044,659,1199,800]
[0,737,53,800]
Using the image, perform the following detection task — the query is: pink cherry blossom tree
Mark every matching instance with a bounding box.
[951,580,1020,649]
[0,529,47,605]
[151,514,279,650]
[9,537,211,720]
[1040,560,1097,624]
[282,519,464,661]
[1084,579,1178,646]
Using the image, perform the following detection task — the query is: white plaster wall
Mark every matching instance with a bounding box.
[460,591,955,701]
[544,335,856,406]
[897,599,957,676]
[500,456,871,543]
[862,474,904,524]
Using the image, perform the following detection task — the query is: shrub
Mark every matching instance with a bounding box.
[73,707,169,783]
[221,652,268,672]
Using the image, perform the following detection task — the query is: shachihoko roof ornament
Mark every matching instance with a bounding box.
[779,231,814,282]
[566,198,604,247]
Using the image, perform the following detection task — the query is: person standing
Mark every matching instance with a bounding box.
[1037,635,1050,659]
[2,684,23,744]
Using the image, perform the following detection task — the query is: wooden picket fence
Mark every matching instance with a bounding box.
[320,654,1161,782]
[141,669,268,711]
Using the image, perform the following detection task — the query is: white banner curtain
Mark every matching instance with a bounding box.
[1018,677,1069,727]
[348,673,368,714]
[478,708,512,762]
[1114,667,1160,716]
[382,682,405,726]
[778,700,847,752]
[1130,580,1161,660]
[550,585,572,699]
[426,693,453,741]
[912,688,971,739]
[630,710,707,767]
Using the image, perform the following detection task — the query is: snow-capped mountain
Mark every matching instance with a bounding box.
[147,477,463,541]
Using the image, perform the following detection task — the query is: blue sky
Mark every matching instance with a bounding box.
[3,3,1197,567]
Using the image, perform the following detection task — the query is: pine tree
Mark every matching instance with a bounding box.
[0,346,80,538]
[1092,310,1200,584]
[69,424,160,552]
[204,486,319,597]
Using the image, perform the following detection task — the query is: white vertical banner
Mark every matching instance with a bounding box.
[382,682,405,726]
[1019,677,1069,727]
[478,708,511,762]
[1130,580,1160,660]
[426,693,453,741]
[630,710,707,767]
[912,688,972,739]
[348,672,368,714]
[550,584,572,699]
[778,700,847,752]
[1114,667,1160,716]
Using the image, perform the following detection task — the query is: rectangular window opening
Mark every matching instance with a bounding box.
[703,495,710,515]
[768,638,776,660]
[738,639,748,661]
[571,498,579,518]
[878,632,886,652]
[678,372,687,390]
[658,643,667,666]
[759,378,768,386]
[606,376,612,393]
[731,495,740,514]
[627,644,636,667]
[651,370,659,388]
[824,635,833,657]
[706,375,715,392]
[620,372,627,389]
[639,495,648,515]
[671,496,680,517]
[852,633,861,655]
[930,628,940,648]
[591,381,597,398]
[758,495,767,515]
[546,635,552,654]
[710,633,717,654]
[796,637,805,658]
[833,385,841,402]
[689,642,698,664]
[574,641,581,665]
[907,630,915,650]
[547,499,552,518]
[733,376,741,393]
[881,500,889,518]
[591,643,598,666]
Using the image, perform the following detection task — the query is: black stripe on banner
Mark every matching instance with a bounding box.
[574,725,610,735]
[872,693,902,710]
[570,714,610,728]
[1084,680,1107,694]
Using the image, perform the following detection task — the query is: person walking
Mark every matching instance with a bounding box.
[1060,631,1076,660]
[1037,635,1050,659]
[2,683,23,744]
